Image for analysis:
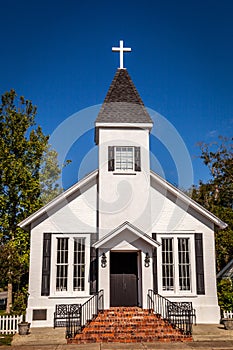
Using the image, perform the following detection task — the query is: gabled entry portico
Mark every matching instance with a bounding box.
[93,222,160,309]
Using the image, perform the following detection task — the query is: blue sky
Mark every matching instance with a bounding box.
[1,0,232,190]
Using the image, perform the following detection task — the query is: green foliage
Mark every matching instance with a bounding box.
[0,89,64,311]
[192,136,233,271]
[193,136,233,310]
[217,279,233,312]
[12,287,29,316]
[0,90,63,242]
[213,206,233,272]
[0,241,28,286]
[196,136,233,209]
[39,147,63,204]
[0,90,45,241]
[0,334,13,346]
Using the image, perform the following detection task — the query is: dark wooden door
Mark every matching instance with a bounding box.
[110,252,138,307]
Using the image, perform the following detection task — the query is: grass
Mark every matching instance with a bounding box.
[0,334,13,346]
[0,310,17,346]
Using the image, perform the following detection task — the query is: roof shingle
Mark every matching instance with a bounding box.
[95,69,153,124]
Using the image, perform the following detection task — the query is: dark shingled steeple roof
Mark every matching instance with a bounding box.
[95,69,153,124]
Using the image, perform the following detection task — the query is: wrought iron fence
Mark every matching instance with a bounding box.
[147,289,195,335]
[66,289,104,339]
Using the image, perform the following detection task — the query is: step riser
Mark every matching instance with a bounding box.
[68,307,192,344]
[69,337,193,344]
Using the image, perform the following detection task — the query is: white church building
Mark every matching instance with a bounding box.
[19,42,226,328]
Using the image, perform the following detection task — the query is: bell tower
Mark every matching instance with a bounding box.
[95,42,153,237]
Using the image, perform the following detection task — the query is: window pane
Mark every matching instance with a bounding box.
[178,238,191,291]
[73,238,85,291]
[115,146,134,170]
[161,238,174,291]
[56,238,69,291]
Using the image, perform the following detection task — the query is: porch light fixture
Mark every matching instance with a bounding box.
[144,252,150,267]
[101,253,107,268]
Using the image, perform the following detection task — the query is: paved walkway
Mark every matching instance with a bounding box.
[1,324,233,349]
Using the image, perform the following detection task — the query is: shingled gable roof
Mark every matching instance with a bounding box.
[95,68,153,124]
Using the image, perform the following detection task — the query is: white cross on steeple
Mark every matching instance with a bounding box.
[112,40,132,69]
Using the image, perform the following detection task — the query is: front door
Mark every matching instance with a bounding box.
[110,252,138,307]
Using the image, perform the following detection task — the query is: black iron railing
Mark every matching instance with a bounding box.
[54,303,81,328]
[66,289,104,339]
[147,289,195,335]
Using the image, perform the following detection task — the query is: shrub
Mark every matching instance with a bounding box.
[218,278,233,313]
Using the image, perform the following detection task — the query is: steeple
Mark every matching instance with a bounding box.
[95,69,153,143]
[96,66,153,235]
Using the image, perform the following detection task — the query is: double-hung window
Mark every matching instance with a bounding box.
[160,235,193,294]
[161,238,174,291]
[108,146,141,172]
[55,236,87,293]
[178,238,191,291]
[56,238,68,291]
[115,147,134,171]
[73,238,85,291]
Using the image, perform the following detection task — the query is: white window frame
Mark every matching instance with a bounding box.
[161,237,174,292]
[157,233,196,296]
[50,233,90,296]
[178,237,191,291]
[115,146,134,172]
[73,238,86,292]
[56,237,69,292]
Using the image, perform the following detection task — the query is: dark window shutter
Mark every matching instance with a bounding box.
[90,233,98,294]
[134,147,141,171]
[108,146,114,171]
[41,233,51,296]
[152,233,158,293]
[195,233,205,295]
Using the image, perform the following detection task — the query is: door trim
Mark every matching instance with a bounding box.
[110,251,141,307]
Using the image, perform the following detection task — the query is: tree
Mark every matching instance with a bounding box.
[196,136,232,208]
[217,278,233,312]
[39,146,63,205]
[0,241,28,312]
[0,89,62,313]
[192,136,233,271]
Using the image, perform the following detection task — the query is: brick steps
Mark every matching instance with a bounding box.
[67,307,192,344]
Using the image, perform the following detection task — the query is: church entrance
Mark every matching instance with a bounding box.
[110,252,138,307]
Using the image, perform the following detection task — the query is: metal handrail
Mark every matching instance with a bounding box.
[66,289,104,338]
[147,289,194,335]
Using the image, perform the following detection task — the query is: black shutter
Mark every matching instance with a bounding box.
[41,233,51,296]
[90,233,98,294]
[108,146,114,171]
[195,233,205,295]
[135,147,141,171]
[152,233,158,293]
